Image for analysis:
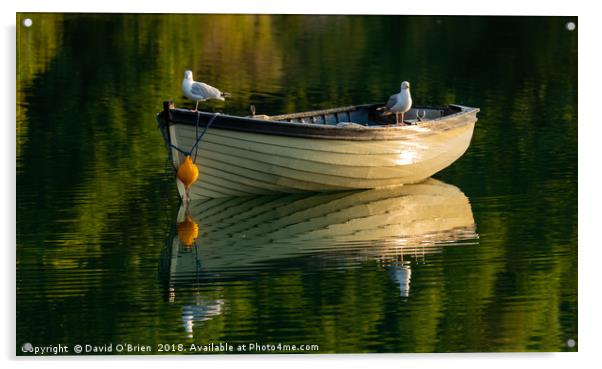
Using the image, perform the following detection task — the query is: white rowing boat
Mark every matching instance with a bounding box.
[157,101,479,200]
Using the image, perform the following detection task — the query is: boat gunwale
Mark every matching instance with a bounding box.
[158,102,479,141]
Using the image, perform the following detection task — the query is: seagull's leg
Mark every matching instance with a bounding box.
[194,100,199,112]
[401,112,405,124]
[395,112,399,124]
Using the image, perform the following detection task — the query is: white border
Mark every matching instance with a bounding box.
[4,0,584,15]
[3,1,599,368]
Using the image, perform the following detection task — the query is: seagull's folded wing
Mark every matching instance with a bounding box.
[385,94,398,110]
[191,82,223,99]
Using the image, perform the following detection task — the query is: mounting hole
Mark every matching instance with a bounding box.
[566,22,576,31]
[22,18,32,27]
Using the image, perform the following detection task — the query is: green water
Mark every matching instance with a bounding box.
[16,14,577,354]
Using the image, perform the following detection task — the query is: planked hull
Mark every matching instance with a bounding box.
[159,103,478,199]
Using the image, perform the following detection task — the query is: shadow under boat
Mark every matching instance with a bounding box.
[159,178,479,293]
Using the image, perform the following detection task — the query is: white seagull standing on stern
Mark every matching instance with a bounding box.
[382,81,412,124]
[182,70,231,111]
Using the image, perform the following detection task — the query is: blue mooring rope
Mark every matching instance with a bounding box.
[160,111,219,161]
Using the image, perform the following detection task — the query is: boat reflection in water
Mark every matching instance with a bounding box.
[159,178,478,334]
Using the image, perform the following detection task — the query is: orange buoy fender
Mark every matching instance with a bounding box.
[177,155,199,189]
[177,215,199,247]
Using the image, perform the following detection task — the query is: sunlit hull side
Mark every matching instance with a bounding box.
[158,103,478,200]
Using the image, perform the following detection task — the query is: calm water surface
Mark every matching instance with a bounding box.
[16,14,577,353]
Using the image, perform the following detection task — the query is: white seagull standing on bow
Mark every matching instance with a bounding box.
[182,70,231,111]
[381,81,412,124]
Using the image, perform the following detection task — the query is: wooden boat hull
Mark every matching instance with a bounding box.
[158,103,478,199]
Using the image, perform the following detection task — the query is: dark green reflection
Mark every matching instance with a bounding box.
[16,14,576,353]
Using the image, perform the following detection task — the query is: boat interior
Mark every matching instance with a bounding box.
[260,104,462,126]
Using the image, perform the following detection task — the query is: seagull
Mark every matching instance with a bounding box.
[182,70,231,111]
[380,81,412,124]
